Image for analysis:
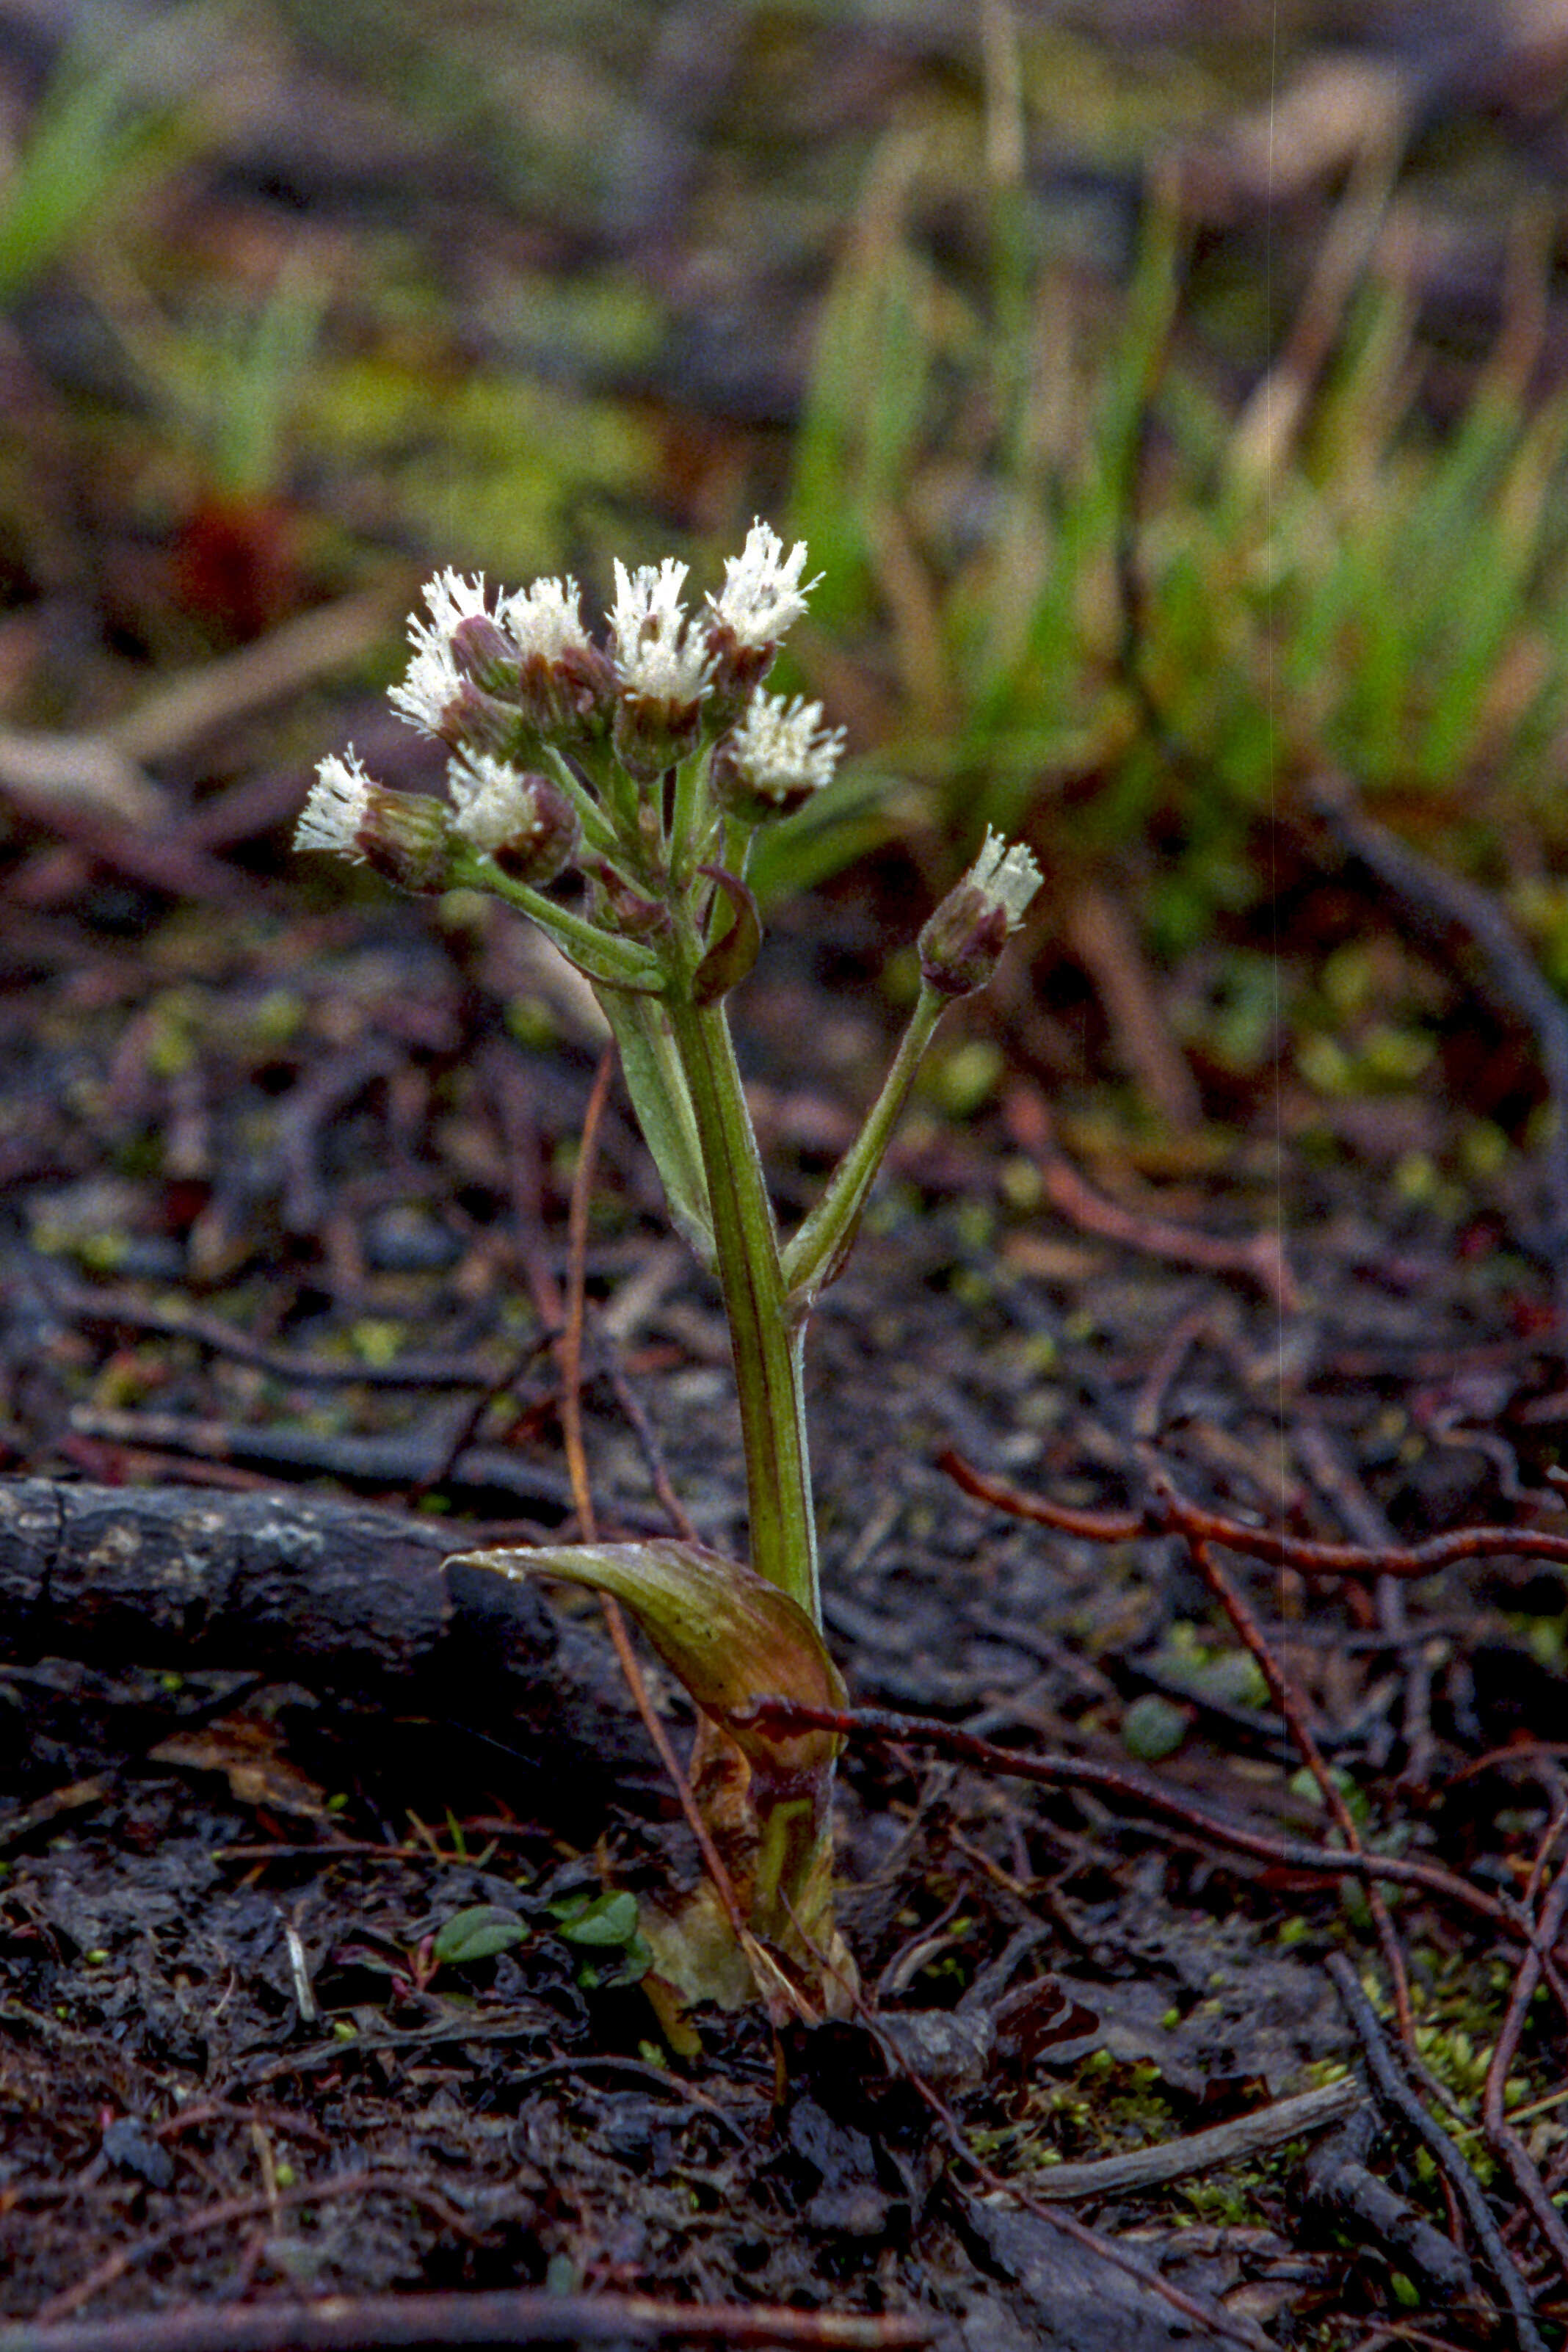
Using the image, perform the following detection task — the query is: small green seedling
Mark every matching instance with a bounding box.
[299,523,1039,2018]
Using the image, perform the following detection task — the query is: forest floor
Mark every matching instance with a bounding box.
[2,4,1568,2348]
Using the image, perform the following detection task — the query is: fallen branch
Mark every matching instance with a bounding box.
[1326,1955,1548,2352]
[940,1448,1568,1578]
[0,2288,923,2352]
[1025,2077,1360,2201]
[0,1479,653,1787]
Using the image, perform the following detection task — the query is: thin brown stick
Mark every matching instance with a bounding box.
[1481,1864,1568,2287]
[0,2290,927,2352]
[1180,1524,1416,2047]
[1003,1081,1300,1312]
[737,1698,1530,1941]
[940,1448,1568,1578]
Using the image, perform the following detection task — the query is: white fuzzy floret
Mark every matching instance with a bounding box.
[965,827,1042,926]
[729,690,843,799]
[390,569,496,733]
[608,557,709,700]
[295,750,373,858]
[707,520,819,645]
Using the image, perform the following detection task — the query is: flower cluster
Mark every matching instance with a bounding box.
[296,522,836,903]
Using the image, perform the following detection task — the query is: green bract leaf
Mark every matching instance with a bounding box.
[692,866,762,1006]
[431,1904,529,1966]
[446,1537,846,1793]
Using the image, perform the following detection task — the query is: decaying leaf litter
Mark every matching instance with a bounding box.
[3,1,1568,2346]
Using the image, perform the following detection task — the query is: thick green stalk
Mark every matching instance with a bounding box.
[663,989,819,1625]
[781,981,947,1308]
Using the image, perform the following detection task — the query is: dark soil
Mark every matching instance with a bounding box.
[1,5,1567,2350]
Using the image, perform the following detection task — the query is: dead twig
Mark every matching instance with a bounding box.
[1003,1082,1299,1312]
[940,1447,1568,1580]
[1481,1862,1568,2289]
[738,1696,1531,1942]
[1177,1519,1417,2047]
[1023,2077,1361,2201]
[0,2290,926,2351]
[1325,1955,1548,2352]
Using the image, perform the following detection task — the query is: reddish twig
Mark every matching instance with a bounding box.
[1177,1519,1416,2047]
[737,1698,1531,1942]
[1003,1081,1300,1312]
[0,2290,927,2351]
[940,1448,1568,1578]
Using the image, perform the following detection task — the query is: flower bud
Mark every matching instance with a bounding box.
[433,677,533,761]
[918,829,1042,997]
[590,862,672,940]
[450,611,523,697]
[296,752,454,892]
[503,576,617,744]
[449,755,581,886]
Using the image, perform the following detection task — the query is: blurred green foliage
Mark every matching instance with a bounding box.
[783,145,1568,945]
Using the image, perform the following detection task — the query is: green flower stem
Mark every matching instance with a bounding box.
[781,981,947,1308]
[540,747,620,860]
[479,866,665,991]
[666,745,711,885]
[663,988,819,1625]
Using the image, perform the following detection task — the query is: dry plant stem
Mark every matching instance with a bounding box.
[1002,1082,1300,1311]
[940,1448,1568,1579]
[742,1699,1533,1941]
[1022,2080,1360,2201]
[1481,1865,1568,2285]
[0,2293,927,2351]
[560,1051,748,1947]
[1325,1955,1549,2352]
[1181,1528,1416,2048]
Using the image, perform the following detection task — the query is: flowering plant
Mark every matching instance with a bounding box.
[300,523,1040,2017]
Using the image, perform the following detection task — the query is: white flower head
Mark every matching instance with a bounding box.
[722,690,843,810]
[447,751,529,847]
[500,573,589,664]
[448,751,578,884]
[965,827,1042,926]
[391,569,498,734]
[708,519,820,648]
[608,557,710,703]
[296,749,373,859]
